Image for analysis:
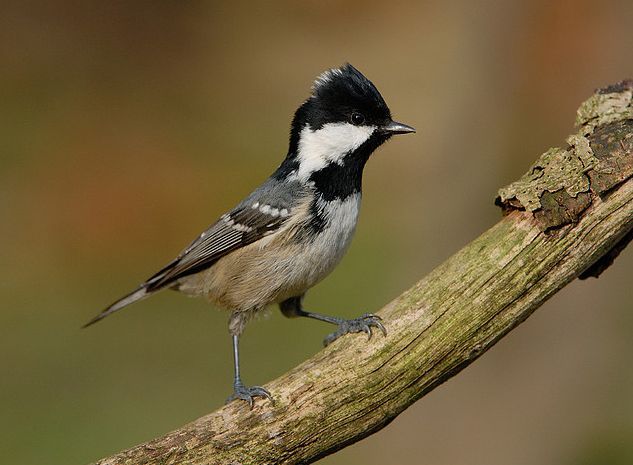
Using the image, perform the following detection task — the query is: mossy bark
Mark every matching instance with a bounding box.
[92,81,633,465]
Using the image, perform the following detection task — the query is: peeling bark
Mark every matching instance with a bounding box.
[587,119,633,194]
[91,81,633,465]
[497,80,633,233]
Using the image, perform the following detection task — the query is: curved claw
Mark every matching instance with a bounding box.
[323,313,388,347]
[226,383,273,408]
[374,320,387,337]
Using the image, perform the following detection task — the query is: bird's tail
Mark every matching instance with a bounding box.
[82,286,150,328]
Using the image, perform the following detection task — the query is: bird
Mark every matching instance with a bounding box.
[84,63,415,407]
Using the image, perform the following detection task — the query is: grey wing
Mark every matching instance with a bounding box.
[145,177,310,290]
[145,204,285,290]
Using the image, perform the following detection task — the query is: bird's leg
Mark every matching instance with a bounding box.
[225,335,272,408]
[279,296,387,347]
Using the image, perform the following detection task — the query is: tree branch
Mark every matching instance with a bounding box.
[92,80,633,465]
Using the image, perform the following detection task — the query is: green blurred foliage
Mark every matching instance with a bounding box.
[1,1,632,464]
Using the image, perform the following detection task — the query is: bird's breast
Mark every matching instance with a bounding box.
[306,193,362,263]
[253,192,360,301]
[179,193,361,311]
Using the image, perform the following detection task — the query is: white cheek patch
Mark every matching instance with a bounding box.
[296,122,375,179]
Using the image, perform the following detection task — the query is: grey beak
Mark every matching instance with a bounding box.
[381,120,416,135]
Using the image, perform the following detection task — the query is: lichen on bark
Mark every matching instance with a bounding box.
[497,80,633,231]
[497,146,596,213]
[576,82,633,130]
[587,119,633,194]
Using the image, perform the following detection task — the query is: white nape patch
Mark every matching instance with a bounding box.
[296,123,375,179]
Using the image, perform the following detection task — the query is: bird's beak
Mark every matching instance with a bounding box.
[380,120,416,135]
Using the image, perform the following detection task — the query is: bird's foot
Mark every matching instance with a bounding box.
[226,382,272,408]
[323,313,387,347]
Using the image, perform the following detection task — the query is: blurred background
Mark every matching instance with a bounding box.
[2,1,632,464]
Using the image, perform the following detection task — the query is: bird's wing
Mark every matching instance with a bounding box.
[144,178,310,291]
[145,203,289,290]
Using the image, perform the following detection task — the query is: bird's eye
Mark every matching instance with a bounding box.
[350,112,365,125]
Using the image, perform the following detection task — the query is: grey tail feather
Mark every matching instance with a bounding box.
[82,286,150,328]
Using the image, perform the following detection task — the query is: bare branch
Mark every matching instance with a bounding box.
[92,80,633,465]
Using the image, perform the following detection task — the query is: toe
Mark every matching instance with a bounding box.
[251,386,273,402]
[226,384,273,407]
[323,331,338,347]
[372,319,387,337]
[362,314,387,337]
[323,314,387,346]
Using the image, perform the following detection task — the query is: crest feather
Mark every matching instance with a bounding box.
[312,66,346,93]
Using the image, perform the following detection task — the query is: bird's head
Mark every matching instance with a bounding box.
[285,63,415,181]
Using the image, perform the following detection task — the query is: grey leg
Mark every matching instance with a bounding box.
[280,296,387,347]
[225,335,272,407]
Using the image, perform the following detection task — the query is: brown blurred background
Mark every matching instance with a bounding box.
[2,1,632,464]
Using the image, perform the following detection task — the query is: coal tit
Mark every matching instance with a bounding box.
[85,63,415,406]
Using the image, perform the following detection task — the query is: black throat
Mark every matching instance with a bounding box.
[310,131,390,201]
[308,156,364,201]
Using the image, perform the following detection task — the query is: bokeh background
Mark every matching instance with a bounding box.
[2,1,632,464]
